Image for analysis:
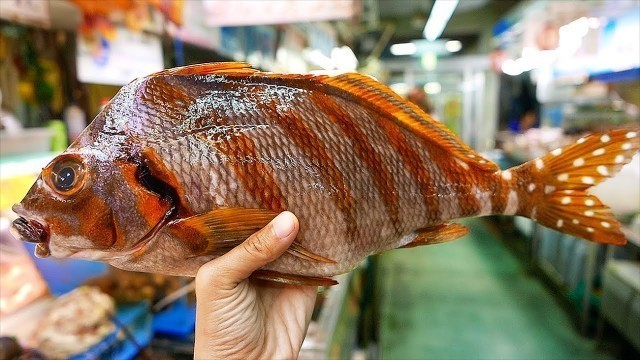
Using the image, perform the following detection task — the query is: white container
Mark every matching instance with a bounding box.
[0,128,53,157]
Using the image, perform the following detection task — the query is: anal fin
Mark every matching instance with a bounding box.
[252,270,338,286]
[400,223,469,249]
[289,243,337,263]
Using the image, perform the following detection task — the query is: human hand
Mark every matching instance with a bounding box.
[194,211,318,359]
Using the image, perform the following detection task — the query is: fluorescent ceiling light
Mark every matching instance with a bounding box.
[445,40,462,52]
[423,0,459,41]
[424,82,442,94]
[390,43,417,56]
[390,83,411,95]
[303,49,335,70]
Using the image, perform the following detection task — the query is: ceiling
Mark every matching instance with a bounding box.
[355,0,521,59]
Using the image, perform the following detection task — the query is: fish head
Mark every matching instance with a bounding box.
[11,145,176,261]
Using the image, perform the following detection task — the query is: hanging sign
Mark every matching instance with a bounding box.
[202,0,355,27]
[76,27,164,86]
[0,0,50,28]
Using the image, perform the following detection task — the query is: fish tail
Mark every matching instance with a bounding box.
[508,128,639,245]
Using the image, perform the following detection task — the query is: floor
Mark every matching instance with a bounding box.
[378,218,614,360]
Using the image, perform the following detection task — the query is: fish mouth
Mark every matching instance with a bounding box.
[10,217,51,258]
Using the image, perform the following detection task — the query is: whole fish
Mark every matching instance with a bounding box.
[11,63,640,286]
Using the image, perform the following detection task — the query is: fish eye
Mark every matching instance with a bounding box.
[49,158,86,195]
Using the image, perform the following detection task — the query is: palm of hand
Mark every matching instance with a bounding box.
[196,279,317,359]
[194,212,320,359]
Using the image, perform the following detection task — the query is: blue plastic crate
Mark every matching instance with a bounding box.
[22,242,108,296]
[153,300,196,339]
[70,302,153,360]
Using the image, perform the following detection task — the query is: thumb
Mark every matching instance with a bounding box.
[196,211,299,289]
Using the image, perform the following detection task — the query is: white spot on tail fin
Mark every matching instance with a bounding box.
[615,155,625,164]
[545,185,556,194]
[535,159,544,170]
[585,210,595,217]
[597,165,609,176]
[501,170,512,181]
[572,219,579,224]
[600,134,611,143]
[587,227,595,233]
[504,190,519,215]
[557,173,569,181]
[593,148,605,156]
[601,221,611,228]
[585,199,595,206]
[528,183,536,192]
[627,131,637,139]
[582,176,595,185]
[556,219,563,228]
[573,158,585,167]
[551,148,562,156]
[577,137,587,144]
[561,197,571,205]
[622,143,632,150]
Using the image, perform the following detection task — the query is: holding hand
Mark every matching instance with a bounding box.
[194,212,318,359]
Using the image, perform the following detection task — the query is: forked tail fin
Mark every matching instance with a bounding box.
[512,128,639,244]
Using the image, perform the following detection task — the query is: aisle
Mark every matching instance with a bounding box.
[378,218,612,360]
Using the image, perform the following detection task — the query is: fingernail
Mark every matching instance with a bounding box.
[272,212,295,239]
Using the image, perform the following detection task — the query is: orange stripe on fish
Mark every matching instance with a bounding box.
[258,99,359,239]
[419,144,482,220]
[79,196,119,249]
[317,74,496,170]
[194,110,288,213]
[115,160,173,248]
[310,92,401,230]
[377,119,441,220]
[152,63,496,174]
[141,76,195,126]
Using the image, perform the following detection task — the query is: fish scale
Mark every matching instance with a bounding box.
[10,62,640,284]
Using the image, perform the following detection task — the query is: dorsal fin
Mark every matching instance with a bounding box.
[314,73,498,172]
[149,62,257,77]
[148,62,498,172]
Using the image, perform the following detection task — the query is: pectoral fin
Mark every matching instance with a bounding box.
[400,223,469,249]
[252,270,338,286]
[169,207,336,263]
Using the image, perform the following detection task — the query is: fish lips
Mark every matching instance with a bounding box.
[10,206,51,258]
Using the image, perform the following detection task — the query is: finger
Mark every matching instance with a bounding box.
[197,211,299,289]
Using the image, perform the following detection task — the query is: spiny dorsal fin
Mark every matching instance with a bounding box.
[149,62,257,77]
[148,62,498,172]
[314,73,499,172]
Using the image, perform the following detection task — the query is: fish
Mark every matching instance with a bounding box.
[10,62,640,286]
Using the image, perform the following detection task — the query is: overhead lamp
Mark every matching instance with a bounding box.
[444,40,462,52]
[331,46,358,72]
[390,42,417,56]
[423,0,459,41]
[303,49,335,70]
[424,82,442,95]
